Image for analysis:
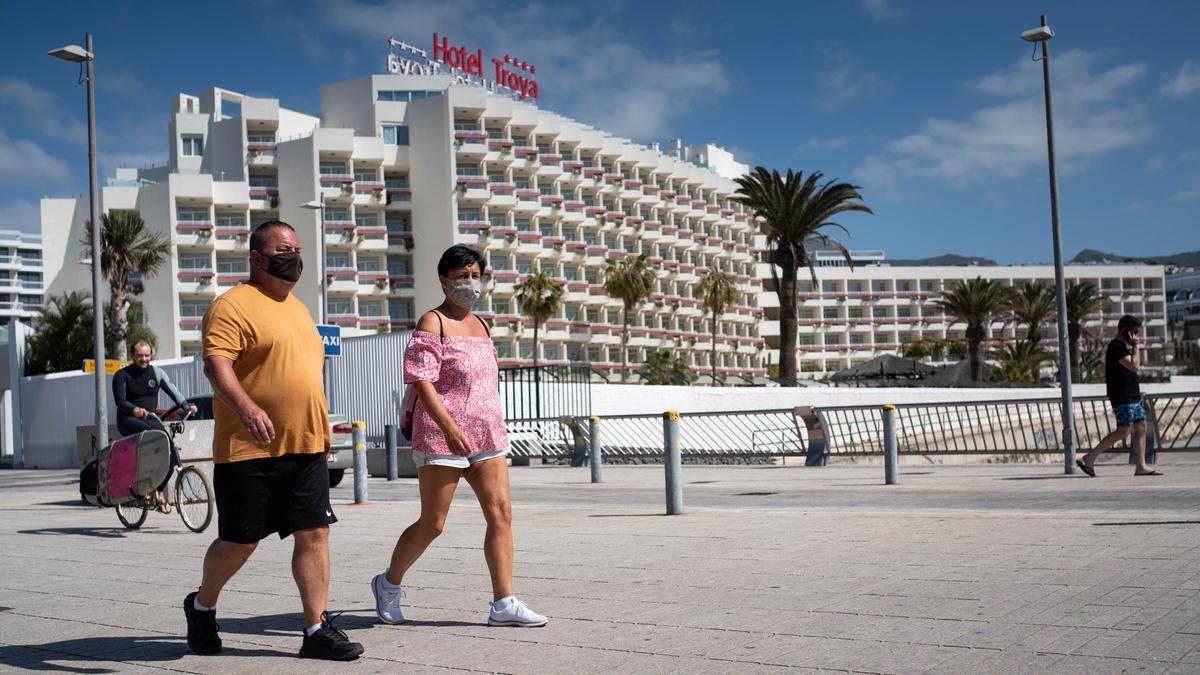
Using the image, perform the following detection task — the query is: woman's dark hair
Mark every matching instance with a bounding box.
[1117,314,1142,333]
[437,245,486,277]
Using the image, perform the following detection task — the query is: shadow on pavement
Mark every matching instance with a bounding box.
[17,527,130,539]
[217,610,377,638]
[587,513,665,518]
[1093,520,1200,527]
[402,620,483,628]
[36,500,93,508]
[0,636,277,672]
[1000,476,1077,481]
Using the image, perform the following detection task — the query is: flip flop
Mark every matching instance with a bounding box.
[1076,460,1096,477]
[1134,470,1163,476]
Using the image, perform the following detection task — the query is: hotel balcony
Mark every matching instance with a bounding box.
[324,222,357,248]
[176,269,216,294]
[385,187,412,208]
[325,268,358,293]
[175,221,214,245]
[319,172,355,188]
[386,231,414,251]
[356,272,391,295]
[216,273,249,288]
[327,313,358,327]
[357,227,388,250]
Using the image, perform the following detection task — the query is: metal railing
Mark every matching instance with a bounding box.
[818,392,1200,456]
[498,365,593,421]
[502,392,1200,462]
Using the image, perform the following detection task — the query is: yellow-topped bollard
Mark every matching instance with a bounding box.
[663,410,683,514]
[352,420,370,504]
[588,416,603,484]
[881,405,898,485]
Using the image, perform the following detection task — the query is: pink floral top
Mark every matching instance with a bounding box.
[403,330,509,456]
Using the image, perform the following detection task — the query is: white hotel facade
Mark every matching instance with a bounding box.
[758,249,1169,378]
[41,74,766,379]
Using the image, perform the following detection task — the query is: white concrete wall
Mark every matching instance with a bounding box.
[41,198,89,300]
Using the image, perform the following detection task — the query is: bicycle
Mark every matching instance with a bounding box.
[113,403,214,533]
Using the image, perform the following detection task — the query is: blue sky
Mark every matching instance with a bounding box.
[1,0,1197,263]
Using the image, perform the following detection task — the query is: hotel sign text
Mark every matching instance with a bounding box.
[386,33,539,101]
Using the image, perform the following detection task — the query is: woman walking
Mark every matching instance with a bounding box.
[371,245,547,628]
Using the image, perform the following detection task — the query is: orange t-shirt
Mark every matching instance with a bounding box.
[202,284,330,463]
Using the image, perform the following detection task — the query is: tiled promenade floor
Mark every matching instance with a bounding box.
[2,458,1199,673]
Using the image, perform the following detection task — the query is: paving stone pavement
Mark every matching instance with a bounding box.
[1,458,1200,673]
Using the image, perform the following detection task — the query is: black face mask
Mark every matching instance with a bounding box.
[259,251,303,282]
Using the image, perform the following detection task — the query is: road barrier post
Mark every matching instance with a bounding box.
[384,424,399,481]
[882,405,898,485]
[352,420,369,504]
[664,411,683,514]
[589,416,603,483]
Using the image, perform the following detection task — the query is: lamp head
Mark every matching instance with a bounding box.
[300,200,323,210]
[48,44,93,62]
[1020,26,1054,42]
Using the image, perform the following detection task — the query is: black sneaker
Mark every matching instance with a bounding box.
[183,591,221,655]
[299,612,364,661]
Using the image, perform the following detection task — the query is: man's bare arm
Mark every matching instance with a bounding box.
[204,355,275,445]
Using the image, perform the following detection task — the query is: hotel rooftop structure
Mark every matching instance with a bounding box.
[757,248,1169,378]
[41,73,766,380]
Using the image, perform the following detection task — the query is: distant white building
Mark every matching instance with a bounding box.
[756,251,1170,378]
[0,230,45,324]
[40,75,765,379]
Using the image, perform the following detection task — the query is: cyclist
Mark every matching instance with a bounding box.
[113,340,197,512]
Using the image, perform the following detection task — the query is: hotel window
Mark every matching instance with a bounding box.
[355,212,379,228]
[798,309,814,320]
[543,344,559,361]
[540,223,554,237]
[178,253,211,270]
[328,297,352,316]
[354,171,376,183]
[516,259,533,274]
[387,258,410,276]
[873,307,888,318]
[514,217,531,231]
[797,281,813,293]
[178,207,208,223]
[848,307,864,319]
[562,227,577,241]
[319,162,347,176]
[181,135,203,156]
[389,301,413,320]
[386,215,409,232]
[849,333,866,345]
[519,342,535,359]
[385,175,408,188]
[247,132,275,144]
[566,344,582,361]
[872,280,888,293]
[376,90,441,102]
[180,299,211,318]
[491,299,511,315]
[356,256,383,272]
[216,257,247,274]
[326,252,351,269]
[216,214,245,230]
[825,334,843,346]
[359,299,384,318]
[456,164,480,176]
[458,208,481,221]
[897,280,913,292]
[489,256,509,271]
[488,172,504,183]
[920,280,935,292]
[324,207,349,223]
[822,281,838,293]
[847,281,863,293]
[497,342,513,359]
[897,306,911,317]
[823,308,839,320]
[489,215,508,228]
[382,124,409,145]
[248,175,277,188]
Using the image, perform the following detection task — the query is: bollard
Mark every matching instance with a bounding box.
[384,424,399,481]
[882,405,898,485]
[589,416,603,483]
[352,420,369,504]
[663,410,683,514]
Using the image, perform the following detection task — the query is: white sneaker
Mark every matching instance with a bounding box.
[488,596,547,627]
[371,573,405,624]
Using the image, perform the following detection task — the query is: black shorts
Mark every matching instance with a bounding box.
[213,453,336,544]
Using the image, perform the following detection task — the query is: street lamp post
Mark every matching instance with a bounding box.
[300,195,330,395]
[50,34,109,454]
[1023,15,1076,474]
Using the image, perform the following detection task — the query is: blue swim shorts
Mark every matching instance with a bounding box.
[1112,400,1146,428]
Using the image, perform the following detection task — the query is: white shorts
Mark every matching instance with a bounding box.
[412,449,507,470]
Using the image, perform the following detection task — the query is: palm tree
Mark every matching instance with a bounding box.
[602,254,656,383]
[1065,280,1107,383]
[80,211,171,360]
[1007,280,1056,346]
[24,292,95,376]
[732,168,872,383]
[641,349,692,385]
[514,268,564,371]
[992,340,1053,383]
[932,277,1015,382]
[697,269,737,386]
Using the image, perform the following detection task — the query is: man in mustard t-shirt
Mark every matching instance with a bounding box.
[182,221,363,661]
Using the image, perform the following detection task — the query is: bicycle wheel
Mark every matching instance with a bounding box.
[174,466,214,533]
[116,499,148,530]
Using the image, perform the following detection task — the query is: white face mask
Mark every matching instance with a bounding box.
[445,278,482,309]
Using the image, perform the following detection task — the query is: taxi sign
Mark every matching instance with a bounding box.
[83,359,131,375]
[317,324,342,357]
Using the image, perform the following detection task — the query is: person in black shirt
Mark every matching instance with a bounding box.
[112,340,198,509]
[1076,315,1161,476]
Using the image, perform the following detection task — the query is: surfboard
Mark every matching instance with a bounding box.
[97,430,172,506]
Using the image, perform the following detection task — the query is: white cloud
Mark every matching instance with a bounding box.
[322,1,730,141]
[853,49,1153,188]
[0,78,87,144]
[800,136,852,151]
[1172,187,1200,201]
[1144,156,1166,171]
[817,68,890,111]
[0,199,41,233]
[857,0,903,20]
[1160,61,1200,98]
[0,128,73,186]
